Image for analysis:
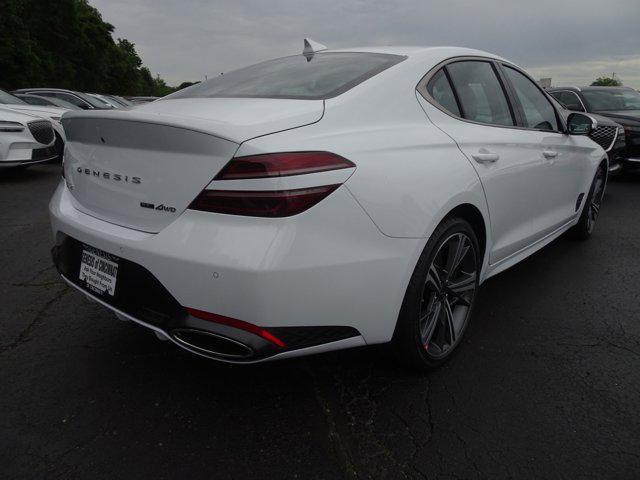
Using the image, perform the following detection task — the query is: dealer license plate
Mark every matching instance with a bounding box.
[79,246,119,296]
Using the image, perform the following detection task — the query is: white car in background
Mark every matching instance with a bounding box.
[0,107,58,169]
[0,89,67,160]
[51,43,607,369]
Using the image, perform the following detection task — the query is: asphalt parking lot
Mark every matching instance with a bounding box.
[1,164,639,480]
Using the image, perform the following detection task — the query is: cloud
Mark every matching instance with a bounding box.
[90,0,640,88]
[528,56,640,88]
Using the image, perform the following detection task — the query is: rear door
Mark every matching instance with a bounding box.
[500,64,588,239]
[418,59,548,264]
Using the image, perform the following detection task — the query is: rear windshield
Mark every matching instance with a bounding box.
[167,52,406,101]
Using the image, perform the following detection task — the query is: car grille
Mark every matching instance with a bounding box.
[27,120,54,145]
[589,125,617,152]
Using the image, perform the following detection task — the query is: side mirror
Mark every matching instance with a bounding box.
[567,112,597,135]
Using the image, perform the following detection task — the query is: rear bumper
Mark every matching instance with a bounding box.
[50,181,420,362]
[58,270,365,363]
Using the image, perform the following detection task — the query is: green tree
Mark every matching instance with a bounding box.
[0,0,175,96]
[176,81,200,90]
[591,76,622,87]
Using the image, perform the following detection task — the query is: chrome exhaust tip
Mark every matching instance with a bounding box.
[171,328,254,359]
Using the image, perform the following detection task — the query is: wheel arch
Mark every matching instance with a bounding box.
[442,203,488,267]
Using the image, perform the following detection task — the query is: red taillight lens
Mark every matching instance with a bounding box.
[186,307,286,347]
[190,151,354,217]
[189,184,340,217]
[214,151,355,180]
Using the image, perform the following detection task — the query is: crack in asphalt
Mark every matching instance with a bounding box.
[306,365,359,479]
[0,285,70,354]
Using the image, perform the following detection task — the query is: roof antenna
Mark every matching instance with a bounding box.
[303,38,327,61]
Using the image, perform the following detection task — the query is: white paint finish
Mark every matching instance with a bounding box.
[62,117,239,233]
[6,104,68,119]
[50,46,607,362]
[417,94,601,265]
[63,97,324,144]
[0,107,56,166]
[51,183,420,344]
[5,105,67,145]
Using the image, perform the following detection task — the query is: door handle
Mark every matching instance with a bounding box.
[543,150,558,159]
[472,151,499,164]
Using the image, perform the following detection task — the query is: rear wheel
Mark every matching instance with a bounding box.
[571,166,606,240]
[393,217,480,370]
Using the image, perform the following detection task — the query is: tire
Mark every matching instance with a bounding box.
[571,166,606,240]
[393,217,480,370]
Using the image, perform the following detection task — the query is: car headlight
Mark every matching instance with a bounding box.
[0,121,25,132]
[623,124,640,133]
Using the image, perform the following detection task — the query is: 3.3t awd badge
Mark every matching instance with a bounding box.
[140,202,177,213]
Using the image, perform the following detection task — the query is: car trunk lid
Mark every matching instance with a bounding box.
[61,98,324,232]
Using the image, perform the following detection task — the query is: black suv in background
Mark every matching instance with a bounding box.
[548,86,640,173]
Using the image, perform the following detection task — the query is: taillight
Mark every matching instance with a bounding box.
[189,151,354,217]
[214,151,354,180]
[189,185,340,217]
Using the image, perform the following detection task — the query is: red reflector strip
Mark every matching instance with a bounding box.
[186,307,286,347]
[215,152,355,180]
[188,184,340,217]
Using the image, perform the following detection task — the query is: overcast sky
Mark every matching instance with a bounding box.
[91,0,640,88]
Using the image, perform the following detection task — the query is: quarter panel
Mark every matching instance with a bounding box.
[238,108,488,241]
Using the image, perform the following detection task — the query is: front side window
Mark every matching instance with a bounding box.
[426,69,460,116]
[551,91,584,112]
[581,89,640,112]
[446,61,514,126]
[167,53,406,100]
[504,67,558,131]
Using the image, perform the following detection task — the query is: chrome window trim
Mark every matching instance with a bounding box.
[416,55,565,134]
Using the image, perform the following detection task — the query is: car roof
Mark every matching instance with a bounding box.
[14,87,81,94]
[326,45,508,62]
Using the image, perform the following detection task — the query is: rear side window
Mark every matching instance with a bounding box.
[166,53,406,100]
[427,69,460,116]
[446,61,514,127]
[504,67,559,131]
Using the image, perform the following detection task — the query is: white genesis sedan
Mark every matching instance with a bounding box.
[50,44,607,368]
